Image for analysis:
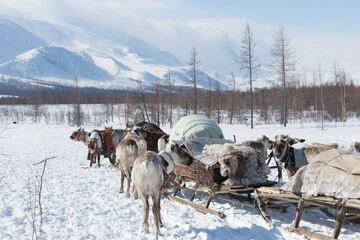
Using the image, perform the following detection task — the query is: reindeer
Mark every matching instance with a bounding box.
[131,121,167,152]
[70,128,92,160]
[114,133,147,197]
[88,130,123,167]
[204,143,270,186]
[157,134,169,152]
[243,135,272,160]
[271,135,340,178]
[131,141,193,237]
[243,135,286,182]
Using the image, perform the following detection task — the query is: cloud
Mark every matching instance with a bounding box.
[0,0,358,82]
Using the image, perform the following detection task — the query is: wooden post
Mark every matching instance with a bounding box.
[294,198,304,228]
[173,176,183,196]
[164,193,225,219]
[190,182,200,202]
[205,191,215,209]
[233,135,236,142]
[332,203,346,239]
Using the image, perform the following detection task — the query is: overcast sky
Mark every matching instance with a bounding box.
[1,0,359,80]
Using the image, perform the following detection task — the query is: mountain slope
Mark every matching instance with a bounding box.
[0,18,228,92]
[0,19,48,64]
[0,46,114,81]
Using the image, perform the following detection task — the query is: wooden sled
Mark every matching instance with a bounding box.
[166,175,277,219]
[255,187,360,240]
[164,143,277,218]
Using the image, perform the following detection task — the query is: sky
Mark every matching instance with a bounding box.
[0,0,359,81]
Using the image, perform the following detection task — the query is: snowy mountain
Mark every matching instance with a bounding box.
[0,46,114,81]
[0,19,48,64]
[0,18,227,93]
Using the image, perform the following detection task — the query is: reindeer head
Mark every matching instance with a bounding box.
[166,141,193,166]
[271,135,305,166]
[88,131,101,153]
[131,126,149,139]
[70,128,83,140]
[272,137,289,164]
[260,135,273,150]
[218,155,238,178]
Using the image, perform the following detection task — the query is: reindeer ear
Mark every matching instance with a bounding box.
[299,138,305,143]
[223,158,230,164]
[287,137,296,145]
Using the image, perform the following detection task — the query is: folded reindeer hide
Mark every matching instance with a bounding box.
[281,149,360,198]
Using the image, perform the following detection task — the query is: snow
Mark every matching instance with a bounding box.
[1,120,360,239]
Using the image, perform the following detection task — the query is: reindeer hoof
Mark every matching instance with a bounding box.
[125,193,130,198]
[119,189,124,193]
[141,224,149,233]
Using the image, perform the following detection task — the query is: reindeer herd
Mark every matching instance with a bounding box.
[70,120,360,237]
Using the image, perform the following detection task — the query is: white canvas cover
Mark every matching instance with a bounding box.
[169,115,224,141]
[281,149,360,198]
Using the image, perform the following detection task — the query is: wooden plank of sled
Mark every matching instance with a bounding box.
[220,185,247,190]
[215,187,255,194]
[294,198,304,228]
[164,193,225,219]
[254,189,273,226]
[258,192,360,215]
[257,186,282,194]
[283,227,333,240]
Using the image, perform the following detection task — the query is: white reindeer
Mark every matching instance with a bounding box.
[114,133,147,197]
[131,142,193,237]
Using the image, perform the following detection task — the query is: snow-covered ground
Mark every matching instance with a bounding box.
[1,122,360,239]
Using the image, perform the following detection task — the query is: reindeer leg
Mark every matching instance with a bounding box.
[275,162,283,183]
[152,195,161,236]
[132,185,138,199]
[119,168,125,193]
[90,153,93,167]
[125,170,131,198]
[141,195,149,233]
[97,150,101,167]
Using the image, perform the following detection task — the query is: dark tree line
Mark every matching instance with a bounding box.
[1,79,360,127]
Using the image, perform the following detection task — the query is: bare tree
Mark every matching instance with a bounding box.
[238,22,260,128]
[166,68,174,128]
[154,76,162,126]
[229,73,237,124]
[28,157,47,240]
[270,25,297,127]
[206,76,213,118]
[316,64,326,130]
[188,46,201,114]
[215,79,221,124]
[134,77,150,122]
[71,76,84,127]
[339,70,347,122]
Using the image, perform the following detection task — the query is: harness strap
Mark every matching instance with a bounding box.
[266,151,274,165]
[284,147,296,175]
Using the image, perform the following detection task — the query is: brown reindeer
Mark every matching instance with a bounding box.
[131,142,193,237]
